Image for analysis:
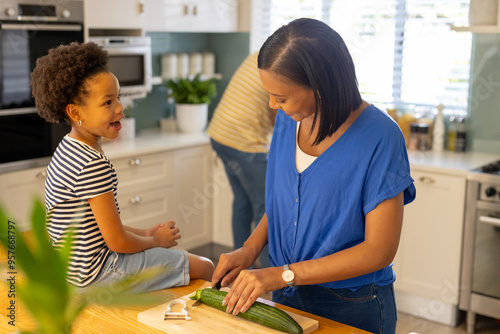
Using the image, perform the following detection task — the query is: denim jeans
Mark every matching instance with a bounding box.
[273,283,397,334]
[210,139,270,267]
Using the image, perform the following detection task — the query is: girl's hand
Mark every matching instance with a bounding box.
[144,223,166,237]
[153,219,180,248]
[222,266,285,316]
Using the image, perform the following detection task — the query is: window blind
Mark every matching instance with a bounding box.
[255,0,472,113]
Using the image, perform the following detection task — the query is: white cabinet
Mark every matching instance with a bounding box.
[0,143,212,251]
[210,152,234,248]
[393,169,466,326]
[170,145,212,250]
[145,0,238,32]
[0,166,48,231]
[114,145,212,250]
[85,0,146,31]
[114,151,175,229]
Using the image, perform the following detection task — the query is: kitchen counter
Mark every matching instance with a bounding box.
[102,129,211,160]
[408,150,500,176]
[0,278,371,334]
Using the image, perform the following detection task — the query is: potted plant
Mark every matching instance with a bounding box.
[165,74,217,133]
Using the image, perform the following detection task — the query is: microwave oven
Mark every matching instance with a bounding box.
[89,36,152,99]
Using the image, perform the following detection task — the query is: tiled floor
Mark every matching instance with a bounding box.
[190,243,500,334]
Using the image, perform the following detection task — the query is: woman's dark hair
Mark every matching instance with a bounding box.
[258,18,362,145]
[30,42,109,124]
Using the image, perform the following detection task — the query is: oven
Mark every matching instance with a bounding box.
[0,0,84,173]
[460,160,500,334]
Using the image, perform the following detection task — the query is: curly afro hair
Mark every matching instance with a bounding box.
[30,42,109,124]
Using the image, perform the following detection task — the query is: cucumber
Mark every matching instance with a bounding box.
[189,288,303,334]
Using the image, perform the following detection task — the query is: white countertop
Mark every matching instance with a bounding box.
[104,129,500,177]
[408,150,500,176]
[102,129,210,159]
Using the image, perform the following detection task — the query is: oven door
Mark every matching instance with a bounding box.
[471,209,500,299]
[0,21,83,114]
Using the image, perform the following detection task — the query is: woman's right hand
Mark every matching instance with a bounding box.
[212,247,258,289]
[153,219,181,248]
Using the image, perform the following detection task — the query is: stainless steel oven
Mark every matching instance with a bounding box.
[460,160,500,334]
[0,0,83,173]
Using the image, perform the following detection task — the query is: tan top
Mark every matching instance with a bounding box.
[207,52,274,153]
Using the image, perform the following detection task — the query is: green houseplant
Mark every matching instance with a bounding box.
[0,200,162,333]
[164,74,218,133]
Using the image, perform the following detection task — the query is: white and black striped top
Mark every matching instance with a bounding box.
[45,135,118,287]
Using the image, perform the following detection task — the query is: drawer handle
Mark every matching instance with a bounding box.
[36,170,48,179]
[128,158,142,166]
[129,196,142,204]
[479,216,500,227]
[419,176,435,184]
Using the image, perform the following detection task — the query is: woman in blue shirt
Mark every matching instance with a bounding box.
[212,18,416,334]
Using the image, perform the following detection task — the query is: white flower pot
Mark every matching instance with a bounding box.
[175,103,208,133]
[119,118,136,140]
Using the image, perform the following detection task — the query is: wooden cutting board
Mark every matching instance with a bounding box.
[137,284,319,334]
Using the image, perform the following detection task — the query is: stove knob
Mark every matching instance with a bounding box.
[62,9,71,18]
[485,187,497,197]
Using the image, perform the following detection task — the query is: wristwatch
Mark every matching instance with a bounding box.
[282,264,295,288]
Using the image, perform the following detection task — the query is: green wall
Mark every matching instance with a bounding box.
[128,32,250,131]
[468,34,500,154]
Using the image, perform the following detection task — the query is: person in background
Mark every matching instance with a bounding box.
[208,52,276,268]
[30,42,213,292]
[211,18,416,334]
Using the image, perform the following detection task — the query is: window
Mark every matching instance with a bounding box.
[258,0,472,114]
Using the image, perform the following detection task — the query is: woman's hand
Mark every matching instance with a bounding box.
[153,219,180,248]
[212,247,257,289]
[222,266,285,316]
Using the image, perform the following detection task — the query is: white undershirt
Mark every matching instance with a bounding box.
[295,122,317,173]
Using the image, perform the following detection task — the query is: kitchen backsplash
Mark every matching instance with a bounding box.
[128,32,250,131]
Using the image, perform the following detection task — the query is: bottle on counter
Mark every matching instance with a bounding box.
[455,116,467,152]
[432,104,445,153]
[409,123,419,151]
[418,123,430,151]
[447,116,457,151]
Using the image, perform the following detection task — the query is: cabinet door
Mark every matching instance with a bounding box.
[113,151,174,228]
[0,167,48,231]
[393,171,466,304]
[172,145,211,250]
[145,0,192,31]
[145,0,238,32]
[191,0,238,32]
[85,0,146,30]
[118,185,175,228]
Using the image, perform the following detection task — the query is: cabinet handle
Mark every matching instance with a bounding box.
[129,196,142,204]
[183,4,189,16]
[36,170,48,179]
[128,158,141,166]
[138,0,144,15]
[192,5,197,16]
[419,176,435,184]
[479,215,500,227]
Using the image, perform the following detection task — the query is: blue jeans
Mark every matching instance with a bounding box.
[210,139,270,268]
[273,283,397,334]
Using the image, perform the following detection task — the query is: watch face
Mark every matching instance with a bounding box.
[282,270,294,282]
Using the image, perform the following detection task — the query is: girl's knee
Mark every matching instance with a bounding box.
[188,253,214,281]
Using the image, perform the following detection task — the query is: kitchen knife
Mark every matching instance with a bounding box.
[212,271,228,290]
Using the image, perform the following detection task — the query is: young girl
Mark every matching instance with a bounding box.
[30,42,214,291]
